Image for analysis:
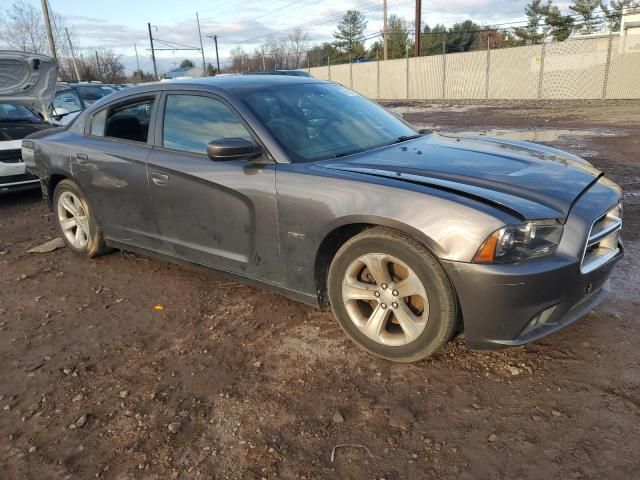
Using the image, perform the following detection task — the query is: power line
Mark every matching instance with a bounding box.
[229,0,413,45]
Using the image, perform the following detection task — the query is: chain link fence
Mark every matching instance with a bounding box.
[308,34,640,100]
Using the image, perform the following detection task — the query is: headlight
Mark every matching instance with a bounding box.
[473,220,564,264]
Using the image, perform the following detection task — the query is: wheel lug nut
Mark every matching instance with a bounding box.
[392,302,398,309]
[374,291,380,298]
[381,283,388,290]
[380,303,387,310]
[392,290,399,296]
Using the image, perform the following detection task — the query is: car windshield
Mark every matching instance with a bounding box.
[0,103,42,123]
[76,85,116,104]
[241,83,416,162]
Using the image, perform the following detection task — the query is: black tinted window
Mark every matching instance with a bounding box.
[105,98,154,143]
[0,103,41,122]
[77,85,116,104]
[242,83,414,163]
[162,94,252,154]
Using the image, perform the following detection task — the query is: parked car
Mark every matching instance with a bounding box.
[0,51,57,192]
[242,69,312,77]
[52,83,117,125]
[23,76,623,362]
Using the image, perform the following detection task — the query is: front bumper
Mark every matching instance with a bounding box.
[442,176,623,350]
[442,252,620,349]
[1,164,39,192]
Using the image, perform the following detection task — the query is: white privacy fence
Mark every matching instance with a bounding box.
[308,35,640,100]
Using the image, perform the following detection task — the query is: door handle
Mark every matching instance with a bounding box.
[76,153,88,165]
[151,172,169,187]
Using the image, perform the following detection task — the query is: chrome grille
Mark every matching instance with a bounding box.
[581,203,622,274]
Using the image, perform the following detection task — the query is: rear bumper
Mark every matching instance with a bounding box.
[442,252,621,350]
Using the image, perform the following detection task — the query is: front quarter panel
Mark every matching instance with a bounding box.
[276,163,517,297]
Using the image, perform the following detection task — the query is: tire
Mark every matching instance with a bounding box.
[327,227,457,362]
[53,179,110,258]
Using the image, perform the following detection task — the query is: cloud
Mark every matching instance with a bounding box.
[60,0,535,74]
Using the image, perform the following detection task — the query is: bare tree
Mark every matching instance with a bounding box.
[0,1,81,81]
[287,28,309,68]
[94,50,126,83]
[265,35,289,69]
[0,1,48,53]
[229,46,250,72]
[79,50,125,83]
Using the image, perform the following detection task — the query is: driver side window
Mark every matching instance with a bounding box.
[162,94,252,155]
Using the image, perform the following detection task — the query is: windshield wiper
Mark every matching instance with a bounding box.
[330,134,425,159]
[390,134,423,145]
[331,149,365,159]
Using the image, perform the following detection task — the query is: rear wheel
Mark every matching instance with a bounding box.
[327,227,457,362]
[53,179,109,257]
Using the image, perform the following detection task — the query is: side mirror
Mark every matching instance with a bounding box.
[206,138,261,161]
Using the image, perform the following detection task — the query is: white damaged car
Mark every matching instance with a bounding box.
[0,51,57,193]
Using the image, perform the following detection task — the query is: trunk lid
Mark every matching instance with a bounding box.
[0,51,57,120]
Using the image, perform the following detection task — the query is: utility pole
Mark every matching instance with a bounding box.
[134,44,141,81]
[414,0,422,57]
[147,22,159,80]
[95,50,100,79]
[213,35,220,74]
[40,0,57,62]
[196,12,207,76]
[383,0,388,61]
[65,27,81,82]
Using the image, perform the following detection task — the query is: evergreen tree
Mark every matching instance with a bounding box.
[514,0,551,44]
[545,4,576,40]
[421,24,448,55]
[446,20,481,52]
[333,10,367,55]
[386,14,412,59]
[569,0,602,33]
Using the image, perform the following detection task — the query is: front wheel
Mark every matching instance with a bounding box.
[53,179,109,257]
[327,227,458,362]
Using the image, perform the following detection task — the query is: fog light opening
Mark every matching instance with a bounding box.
[521,305,557,337]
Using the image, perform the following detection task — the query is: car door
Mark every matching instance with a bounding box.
[145,91,281,283]
[71,94,158,246]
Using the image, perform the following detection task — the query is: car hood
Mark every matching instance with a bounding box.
[319,132,603,220]
[0,51,57,119]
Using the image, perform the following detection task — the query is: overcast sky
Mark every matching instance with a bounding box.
[16,0,574,74]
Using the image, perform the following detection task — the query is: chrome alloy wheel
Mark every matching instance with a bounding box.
[341,253,429,346]
[57,191,90,250]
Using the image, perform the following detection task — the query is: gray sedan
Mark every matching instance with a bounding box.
[23,76,623,362]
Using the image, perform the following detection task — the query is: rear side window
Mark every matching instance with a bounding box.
[104,97,155,143]
[90,109,107,136]
[162,94,252,154]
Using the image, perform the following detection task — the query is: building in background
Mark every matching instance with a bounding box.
[620,5,640,53]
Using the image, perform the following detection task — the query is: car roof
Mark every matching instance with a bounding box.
[168,74,320,88]
[80,75,329,117]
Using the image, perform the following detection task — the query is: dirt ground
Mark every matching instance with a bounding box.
[1,100,639,480]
